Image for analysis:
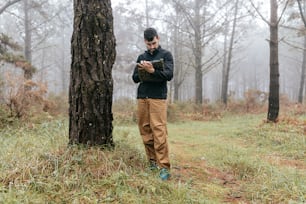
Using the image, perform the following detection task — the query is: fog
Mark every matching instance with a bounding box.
[0,0,305,103]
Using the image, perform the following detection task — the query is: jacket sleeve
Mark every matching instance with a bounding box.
[132,56,142,83]
[152,51,173,81]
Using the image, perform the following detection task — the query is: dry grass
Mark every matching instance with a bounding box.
[0,98,305,203]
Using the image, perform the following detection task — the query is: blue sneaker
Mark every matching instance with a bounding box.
[159,168,170,180]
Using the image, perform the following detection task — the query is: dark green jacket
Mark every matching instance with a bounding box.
[132,46,174,99]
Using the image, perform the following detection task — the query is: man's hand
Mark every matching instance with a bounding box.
[138,61,155,73]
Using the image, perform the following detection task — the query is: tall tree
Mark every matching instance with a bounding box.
[250,0,289,122]
[267,0,281,122]
[297,0,306,103]
[172,6,184,101]
[171,0,223,104]
[221,0,239,105]
[1,0,68,85]
[3,0,52,80]
[169,3,190,101]
[23,0,33,79]
[0,0,34,73]
[69,0,116,146]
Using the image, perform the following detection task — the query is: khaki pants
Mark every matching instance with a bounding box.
[137,99,170,169]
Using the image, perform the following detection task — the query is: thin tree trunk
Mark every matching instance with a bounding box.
[298,0,306,103]
[69,0,116,146]
[267,0,280,122]
[145,0,149,27]
[221,0,239,105]
[221,19,229,104]
[194,0,203,104]
[298,35,306,103]
[24,0,33,80]
[173,4,185,102]
[225,0,238,103]
[173,16,179,101]
[60,24,68,93]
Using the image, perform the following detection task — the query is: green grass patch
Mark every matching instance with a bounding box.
[0,113,305,203]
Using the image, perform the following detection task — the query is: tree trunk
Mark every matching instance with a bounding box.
[145,0,149,27]
[60,23,69,94]
[195,59,203,104]
[173,18,179,101]
[69,0,116,146]
[267,0,279,122]
[298,0,306,103]
[298,35,306,103]
[221,19,229,104]
[173,4,184,102]
[24,0,33,80]
[221,0,239,105]
[194,0,203,104]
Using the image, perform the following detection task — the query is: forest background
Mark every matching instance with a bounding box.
[0,0,305,203]
[0,0,305,104]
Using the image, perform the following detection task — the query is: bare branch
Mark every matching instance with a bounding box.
[280,24,303,31]
[201,51,219,68]
[277,0,290,24]
[297,0,306,27]
[248,0,270,25]
[203,57,222,75]
[171,0,197,31]
[0,0,22,15]
[281,38,305,51]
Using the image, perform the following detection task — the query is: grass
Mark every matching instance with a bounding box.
[0,113,305,203]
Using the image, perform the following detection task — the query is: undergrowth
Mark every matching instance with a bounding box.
[0,119,211,203]
[0,99,305,203]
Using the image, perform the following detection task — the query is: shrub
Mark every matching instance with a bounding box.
[1,72,61,123]
[0,104,17,127]
[7,79,49,119]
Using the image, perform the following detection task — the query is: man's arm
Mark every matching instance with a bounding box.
[151,51,173,81]
[132,56,142,83]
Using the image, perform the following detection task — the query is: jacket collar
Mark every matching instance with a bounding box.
[146,45,161,56]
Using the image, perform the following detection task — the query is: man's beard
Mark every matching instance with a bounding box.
[149,48,155,54]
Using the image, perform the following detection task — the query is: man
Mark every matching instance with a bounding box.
[132,28,174,180]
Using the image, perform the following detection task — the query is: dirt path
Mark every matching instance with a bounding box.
[170,141,249,203]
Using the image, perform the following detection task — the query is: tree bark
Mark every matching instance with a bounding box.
[69,0,116,146]
[298,35,306,103]
[194,0,203,104]
[267,0,280,122]
[173,14,180,101]
[221,18,229,104]
[24,0,33,80]
[298,0,306,103]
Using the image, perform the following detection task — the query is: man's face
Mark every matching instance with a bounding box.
[144,36,159,54]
